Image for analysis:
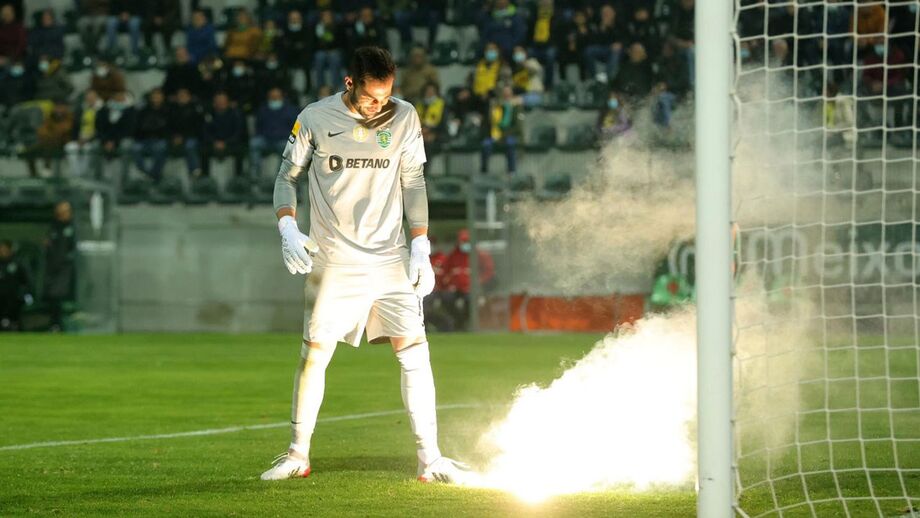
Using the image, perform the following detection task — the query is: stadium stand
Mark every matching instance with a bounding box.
[2,0,913,205]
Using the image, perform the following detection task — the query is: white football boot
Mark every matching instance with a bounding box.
[417,456,479,485]
[260,450,311,481]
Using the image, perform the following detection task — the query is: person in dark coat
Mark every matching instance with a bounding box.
[0,3,26,64]
[131,88,170,182]
[201,91,245,177]
[168,87,204,176]
[248,87,298,178]
[0,59,34,109]
[44,201,76,332]
[28,9,65,61]
[162,46,204,100]
[95,90,136,158]
[0,240,33,332]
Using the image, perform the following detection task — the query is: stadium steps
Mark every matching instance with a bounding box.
[536,173,572,201]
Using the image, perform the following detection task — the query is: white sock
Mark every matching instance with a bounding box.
[396,342,441,466]
[290,344,335,459]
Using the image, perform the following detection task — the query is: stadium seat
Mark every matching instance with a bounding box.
[542,83,577,111]
[559,124,598,152]
[219,7,243,31]
[579,80,609,110]
[428,176,467,203]
[185,176,219,205]
[220,176,252,204]
[446,123,482,153]
[509,173,536,193]
[537,173,572,200]
[119,178,152,205]
[17,184,53,208]
[524,125,557,152]
[252,176,275,204]
[472,174,506,199]
[152,176,186,204]
[431,41,460,66]
[67,48,92,72]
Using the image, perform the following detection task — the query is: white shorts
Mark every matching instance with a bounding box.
[303,260,426,349]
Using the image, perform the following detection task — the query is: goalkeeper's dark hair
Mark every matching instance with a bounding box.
[348,46,396,86]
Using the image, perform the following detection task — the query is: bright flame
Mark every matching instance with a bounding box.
[475,311,698,502]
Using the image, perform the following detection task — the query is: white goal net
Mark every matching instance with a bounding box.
[731,1,920,516]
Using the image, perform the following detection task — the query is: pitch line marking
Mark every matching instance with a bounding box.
[0,403,478,452]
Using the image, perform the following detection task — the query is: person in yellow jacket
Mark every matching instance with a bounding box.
[481,85,521,175]
[224,9,262,61]
[472,42,503,100]
[414,83,445,148]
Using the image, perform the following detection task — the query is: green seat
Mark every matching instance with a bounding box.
[509,173,535,193]
[559,124,598,152]
[542,83,576,111]
[431,41,460,66]
[120,178,152,205]
[220,176,252,204]
[524,125,557,152]
[428,177,468,203]
[579,80,609,110]
[537,173,572,200]
[185,176,218,205]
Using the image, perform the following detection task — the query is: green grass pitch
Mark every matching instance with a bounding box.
[1,333,917,517]
[0,333,695,517]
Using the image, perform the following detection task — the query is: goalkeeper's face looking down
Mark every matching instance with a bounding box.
[344,74,394,119]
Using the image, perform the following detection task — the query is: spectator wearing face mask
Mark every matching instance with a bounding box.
[479,0,526,57]
[28,9,65,61]
[276,10,310,88]
[311,9,344,90]
[473,42,503,101]
[526,0,562,89]
[186,9,218,64]
[414,82,445,148]
[254,52,292,103]
[509,46,544,107]
[482,85,522,175]
[597,91,630,140]
[257,18,280,59]
[34,57,74,104]
[0,60,33,109]
[248,87,298,178]
[437,229,496,331]
[223,59,258,113]
[201,91,245,177]
[558,9,593,81]
[90,60,126,101]
[95,90,136,162]
[65,88,104,177]
[346,7,387,56]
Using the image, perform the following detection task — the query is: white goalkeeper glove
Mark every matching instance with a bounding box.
[278,215,319,275]
[409,235,436,298]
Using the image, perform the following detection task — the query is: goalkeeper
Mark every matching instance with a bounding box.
[261,46,472,485]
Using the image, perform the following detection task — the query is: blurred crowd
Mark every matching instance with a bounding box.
[0,0,917,184]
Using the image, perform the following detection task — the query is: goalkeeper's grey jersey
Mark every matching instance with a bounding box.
[280,93,427,268]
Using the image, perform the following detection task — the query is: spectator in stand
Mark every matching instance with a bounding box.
[224,8,262,62]
[439,229,496,331]
[558,9,592,81]
[28,9,65,62]
[625,6,661,62]
[65,88,103,177]
[652,39,690,128]
[95,90,136,161]
[28,100,73,177]
[33,57,73,103]
[44,201,76,332]
[277,10,310,89]
[613,42,653,100]
[223,59,258,113]
[196,55,225,103]
[401,45,440,105]
[90,59,126,101]
[510,45,544,107]
[851,2,885,50]
[311,9,344,90]
[140,0,180,58]
[527,0,561,89]
[0,240,33,332]
[1,59,33,110]
[472,41,503,101]
[167,87,204,177]
[105,0,142,59]
[346,7,387,55]
[597,90,630,140]
[737,0,765,65]
[186,8,218,64]
[257,18,280,60]
[479,0,527,57]
[860,40,910,129]
[482,85,521,175]
[162,46,203,100]
[824,0,853,82]
[201,91,245,177]
[131,88,170,183]
[392,0,445,51]
[77,0,110,55]
[415,82,445,149]
[249,87,298,178]
[824,82,856,149]
[255,52,293,103]
[0,3,26,65]
[669,0,695,86]
[583,4,624,82]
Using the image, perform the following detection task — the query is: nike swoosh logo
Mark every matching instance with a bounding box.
[328,131,344,137]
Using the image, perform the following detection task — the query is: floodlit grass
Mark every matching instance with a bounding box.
[0,333,694,517]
